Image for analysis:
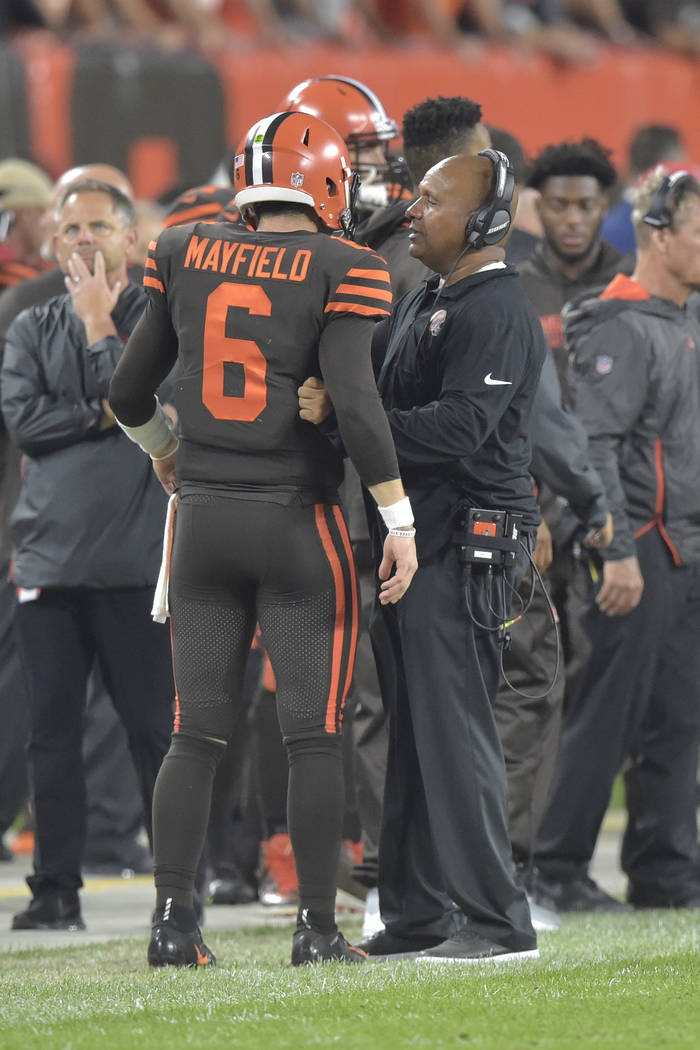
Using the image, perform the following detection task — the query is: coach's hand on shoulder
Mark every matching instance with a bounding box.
[596,555,643,616]
[298,376,333,424]
[378,532,418,604]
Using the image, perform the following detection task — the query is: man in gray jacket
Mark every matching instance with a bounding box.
[533,167,700,911]
[1,179,174,930]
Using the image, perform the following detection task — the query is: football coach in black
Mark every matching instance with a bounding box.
[302,150,546,961]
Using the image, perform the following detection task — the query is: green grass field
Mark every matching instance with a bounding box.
[1,912,698,1050]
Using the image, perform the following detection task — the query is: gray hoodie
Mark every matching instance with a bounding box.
[564,273,700,565]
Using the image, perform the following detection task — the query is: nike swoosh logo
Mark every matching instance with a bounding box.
[484,373,512,386]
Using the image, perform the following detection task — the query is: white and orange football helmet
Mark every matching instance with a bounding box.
[232,111,357,235]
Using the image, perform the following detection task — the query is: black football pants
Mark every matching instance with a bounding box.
[153,492,358,916]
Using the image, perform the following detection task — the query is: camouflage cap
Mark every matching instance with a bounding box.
[0,159,53,211]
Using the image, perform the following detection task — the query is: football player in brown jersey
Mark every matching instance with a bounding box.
[110,110,417,968]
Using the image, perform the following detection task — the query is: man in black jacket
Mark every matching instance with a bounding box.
[1,179,174,930]
[304,150,544,962]
[533,167,700,911]
[365,151,544,962]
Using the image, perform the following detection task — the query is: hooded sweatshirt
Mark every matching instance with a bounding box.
[518,239,628,399]
[564,274,700,565]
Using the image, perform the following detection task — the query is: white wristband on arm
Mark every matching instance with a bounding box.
[116,398,178,460]
[378,496,414,530]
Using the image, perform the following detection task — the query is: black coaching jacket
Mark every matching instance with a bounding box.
[565,273,700,565]
[374,265,546,560]
[0,281,168,589]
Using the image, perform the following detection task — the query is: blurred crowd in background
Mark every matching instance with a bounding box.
[2,1,700,60]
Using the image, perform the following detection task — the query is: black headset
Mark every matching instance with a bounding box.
[642,169,694,228]
[464,149,515,251]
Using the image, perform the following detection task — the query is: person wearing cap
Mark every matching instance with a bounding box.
[0,164,164,876]
[0,159,52,291]
[0,157,52,860]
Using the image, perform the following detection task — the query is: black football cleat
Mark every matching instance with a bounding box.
[148,917,215,969]
[291,915,366,966]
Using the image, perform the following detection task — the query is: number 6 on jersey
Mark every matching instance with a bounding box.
[202,283,270,421]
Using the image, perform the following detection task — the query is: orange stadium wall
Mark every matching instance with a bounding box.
[2,37,699,200]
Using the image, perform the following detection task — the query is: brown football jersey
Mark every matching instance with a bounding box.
[145,222,392,492]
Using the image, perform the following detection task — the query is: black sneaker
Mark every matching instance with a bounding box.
[208,873,257,906]
[12,891,85,931]
[513,863,561,931]
[418,929,539,964]
[356,928,444,959]
[627,880,700,910]
[532,872,631,914]
[291,918,366,965]
[148,920,215,968]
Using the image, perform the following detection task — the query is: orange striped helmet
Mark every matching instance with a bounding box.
[279,76,398,148]
[233,111,356,234]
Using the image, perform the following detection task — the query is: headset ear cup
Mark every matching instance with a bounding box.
[483,208,512,246]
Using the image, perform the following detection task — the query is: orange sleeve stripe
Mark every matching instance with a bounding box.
[145,257,159,271]
[334,236,378,254]
[335,283,393,302]
[325,302,391,317]
[0,263,40,286]
[148,240,158,251]
[143,275,165,293]
[332,505,359,706]
[314,505,345,734]
[347,268,391,283]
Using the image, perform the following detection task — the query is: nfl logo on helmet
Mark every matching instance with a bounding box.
[291,172,304,188]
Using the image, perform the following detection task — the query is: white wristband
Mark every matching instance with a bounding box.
[378,496,413,530]
[389,527,416,538]
[117,398,175,458]
[150,440,180,462]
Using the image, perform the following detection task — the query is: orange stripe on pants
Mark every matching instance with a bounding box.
[314,504,346,734]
